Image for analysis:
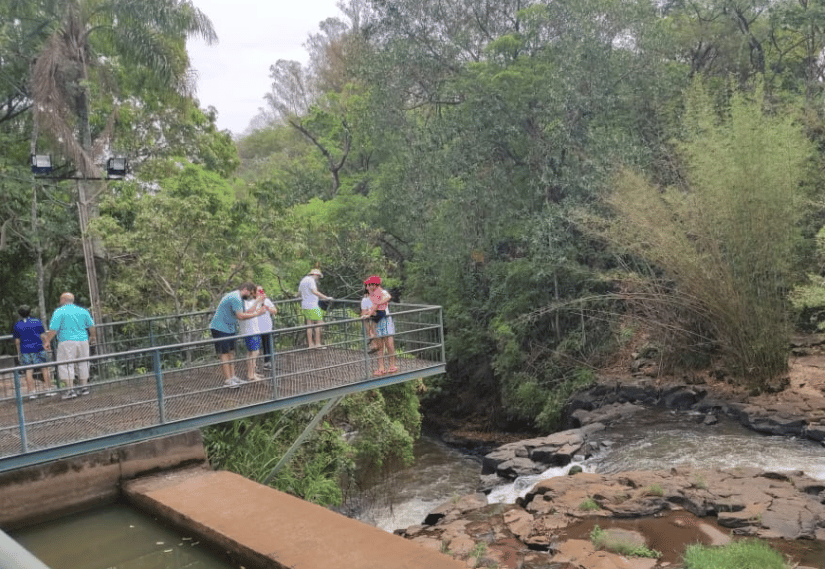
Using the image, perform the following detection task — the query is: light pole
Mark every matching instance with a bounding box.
[31,156,129,338]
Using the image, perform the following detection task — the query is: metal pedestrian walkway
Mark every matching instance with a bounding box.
[0,300,445,472]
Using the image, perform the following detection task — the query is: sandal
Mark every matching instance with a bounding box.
[387,366,398,373]
[373,369,386,376]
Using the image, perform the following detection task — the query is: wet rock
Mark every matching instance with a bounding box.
[423,493,489,525]
[742,411,806,436]
[602,496,668,518]
[497,457,546,479]
[570,403,645,428]
[802,422,825,442]
[482,426,605,479]
[661,386,704,410]
[477,473,506,494]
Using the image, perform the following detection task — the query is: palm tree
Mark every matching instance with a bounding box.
[27,0,217,323]
[31,0,217,174]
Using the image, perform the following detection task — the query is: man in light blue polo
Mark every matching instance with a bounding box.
[209,282,265,388]
[43,292,96,399]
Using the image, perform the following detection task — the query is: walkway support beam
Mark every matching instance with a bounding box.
[261,395,344,485]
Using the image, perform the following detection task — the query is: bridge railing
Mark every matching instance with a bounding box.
[0,301,444,466]
[0,298,373,397]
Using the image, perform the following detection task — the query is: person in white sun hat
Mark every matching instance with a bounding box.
[298,268,332,349]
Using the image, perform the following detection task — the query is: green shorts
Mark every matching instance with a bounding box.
[302,307,324,321]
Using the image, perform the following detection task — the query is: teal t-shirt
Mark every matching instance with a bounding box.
[49,304,94,342]
[209,290,244,333]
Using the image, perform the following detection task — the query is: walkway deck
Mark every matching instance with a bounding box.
[125,467,465,569]
[0,302,445,472]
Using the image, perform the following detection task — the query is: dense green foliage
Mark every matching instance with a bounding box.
[7,0,825,504]
[202,382,421,505]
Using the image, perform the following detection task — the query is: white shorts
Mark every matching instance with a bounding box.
[56,340,90,384]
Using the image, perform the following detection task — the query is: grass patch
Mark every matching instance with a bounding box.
[469,542,487,567]
[683,539,789,569]
[590,525,661,559]
[579,497,601,511]
[692,474,708,489]
[645,483,664,496]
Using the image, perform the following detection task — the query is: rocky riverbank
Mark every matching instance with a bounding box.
[401,352,825,568]
[397,464,825,568]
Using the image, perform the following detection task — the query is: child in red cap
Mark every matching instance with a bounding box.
[362,275,397,375]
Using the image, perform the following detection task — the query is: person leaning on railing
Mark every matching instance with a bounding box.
[209,282,266,389]
[299,268,332,349]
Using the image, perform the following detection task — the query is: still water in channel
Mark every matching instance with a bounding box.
[11,503,239,569]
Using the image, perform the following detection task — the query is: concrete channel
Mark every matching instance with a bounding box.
[0,431,463,569]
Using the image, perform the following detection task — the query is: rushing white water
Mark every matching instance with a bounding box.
[485,409,825,506]
[359,409,825,532]
[354,435,482,531]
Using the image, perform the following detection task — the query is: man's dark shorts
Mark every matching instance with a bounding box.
[211,329,236,354]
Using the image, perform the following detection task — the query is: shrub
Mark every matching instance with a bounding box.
[579,497,600,511]
[590,525,661,558]
[598,84,813,386]
[645,483,664,497]
[683,539,789,569]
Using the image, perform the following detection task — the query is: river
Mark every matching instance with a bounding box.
[358,408,825,532]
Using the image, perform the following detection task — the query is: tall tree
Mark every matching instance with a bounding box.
[26,0,217,323]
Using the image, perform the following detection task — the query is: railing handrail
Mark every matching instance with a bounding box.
[0,299,441,356]
[2,303,443,375]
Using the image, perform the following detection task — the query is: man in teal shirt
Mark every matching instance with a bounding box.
[43,292,96,399]
[209,282,265,388]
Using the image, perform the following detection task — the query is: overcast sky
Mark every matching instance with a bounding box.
[188,0,342,135]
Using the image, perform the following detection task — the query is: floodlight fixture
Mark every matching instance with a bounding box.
[106,157,127,178]
[31,154,53,175]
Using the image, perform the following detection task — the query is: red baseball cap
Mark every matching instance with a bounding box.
[363,275,381,285]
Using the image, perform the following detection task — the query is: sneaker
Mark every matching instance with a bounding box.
[224,377,241,389]
[28,394,38,400]
[234,377,249,385]
[79,387,90,396]
[44,391,57,397]
[61,390,77,400]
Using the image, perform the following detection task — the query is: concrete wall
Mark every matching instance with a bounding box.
[0,431,206,530]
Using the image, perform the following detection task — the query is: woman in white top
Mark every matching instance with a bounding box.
[240,287,277,380]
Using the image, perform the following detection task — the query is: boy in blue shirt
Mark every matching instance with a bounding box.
[12,305,54,398]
